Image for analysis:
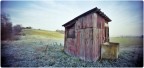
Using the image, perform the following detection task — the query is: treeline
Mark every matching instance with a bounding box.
[56,29,64,34]
[118,35,143,38]
[1,13,23,41]
[22,26,32,29]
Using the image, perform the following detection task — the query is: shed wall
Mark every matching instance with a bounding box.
[64,12,109,61]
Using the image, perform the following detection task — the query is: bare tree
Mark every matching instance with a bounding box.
[1,13,13,40]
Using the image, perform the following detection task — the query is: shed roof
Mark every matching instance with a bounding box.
[62,7,111,27]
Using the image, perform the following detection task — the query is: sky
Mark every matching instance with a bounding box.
[1,1,143,37]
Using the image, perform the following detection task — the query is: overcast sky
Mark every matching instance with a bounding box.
[1,1,143,37]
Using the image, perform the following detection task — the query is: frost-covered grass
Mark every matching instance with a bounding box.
[1,35,64,67]
[1,34,143,67]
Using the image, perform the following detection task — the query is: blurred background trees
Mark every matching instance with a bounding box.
[13,25,22,35]
[1,13,13,40]
[56,29,64,34]
[1,13,22,41]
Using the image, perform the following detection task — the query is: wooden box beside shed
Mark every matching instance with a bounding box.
[101,42,119,60]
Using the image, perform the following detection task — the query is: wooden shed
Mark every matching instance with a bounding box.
[62,7,111,61]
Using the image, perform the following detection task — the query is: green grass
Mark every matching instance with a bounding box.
[22,29,64,39]
[2,29,143,67]
[110,37,143,47]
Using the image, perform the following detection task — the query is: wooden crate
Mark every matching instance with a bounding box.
[101,42,119,59]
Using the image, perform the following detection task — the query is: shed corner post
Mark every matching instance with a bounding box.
[64,28,67,52]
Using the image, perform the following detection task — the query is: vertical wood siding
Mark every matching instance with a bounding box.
[64,12,109,61]
[79,29,85,59]
[84,28,93,61]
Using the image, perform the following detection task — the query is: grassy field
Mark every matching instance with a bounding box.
[23,29,64,39]
[110,37,143,47]
[1,29,143,67]
[110,37,143,45]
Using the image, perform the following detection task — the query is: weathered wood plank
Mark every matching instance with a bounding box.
[75,30,80,56]
[82,14,93,28]
[79,29,85,59]
[92,13,97,28]
[84,28,93,61]
[66,38,76,56]
[75,19,81,30]
[92,28,99,61]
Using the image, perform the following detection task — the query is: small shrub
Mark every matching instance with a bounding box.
[13,36,21,40]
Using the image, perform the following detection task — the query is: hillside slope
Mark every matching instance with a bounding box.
[22,29,64,39]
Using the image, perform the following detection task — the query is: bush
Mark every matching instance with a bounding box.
[13,25,22,35]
